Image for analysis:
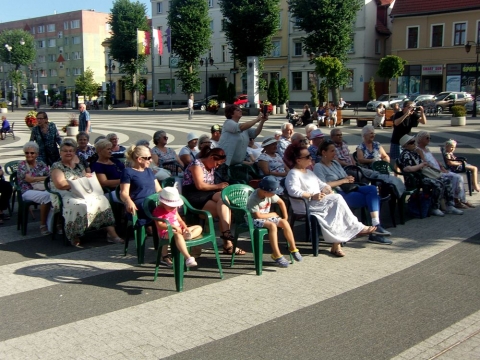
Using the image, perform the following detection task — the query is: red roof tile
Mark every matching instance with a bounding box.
[391,0,480,16]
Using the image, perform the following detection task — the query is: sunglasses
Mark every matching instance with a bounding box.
[24,152,36,155]
[298,154,312,160]
[140,156,152,161]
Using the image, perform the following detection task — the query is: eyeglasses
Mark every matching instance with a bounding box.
[163,136,168,140]
[36,117,45,120]
[425,137,431,140]
[297,154,312,160]
[24,152,36,155]
[202,141,212,145]
[110,138,118,141]
[334,134,343,136]
[140,156,152,161]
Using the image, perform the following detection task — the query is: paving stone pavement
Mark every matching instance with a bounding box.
[1,109,480,359]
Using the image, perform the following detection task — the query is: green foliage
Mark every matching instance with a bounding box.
[451,105,466,117]
[267,79,279,105]
[377,55,407,80]
[109,0,148,104]
[217,79,228,103]
[106,83,112,106]
[227,82,236,104]
[278,78,289,105]
[368,77,376,100]
[220,0,280,67]
[310,81,319,108]
[168,0,211,95]
[319,80,328,104]
[288,0,362,62]
[0,29,36,68]
[75,67,100,99]
[314,56,349,89]
[0,102,7,108]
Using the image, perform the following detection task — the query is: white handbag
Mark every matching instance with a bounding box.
[67,172,104,199]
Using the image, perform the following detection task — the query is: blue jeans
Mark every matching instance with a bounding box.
[340,185,380,213]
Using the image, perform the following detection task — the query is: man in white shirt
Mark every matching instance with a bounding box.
[276,122,293,158]
[210,124,222,148]
[338,97,351,109]
[188,93,194,120]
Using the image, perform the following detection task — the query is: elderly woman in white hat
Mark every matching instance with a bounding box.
[257,137,289,183]
[179,132,199,166]
[398,134,463,217]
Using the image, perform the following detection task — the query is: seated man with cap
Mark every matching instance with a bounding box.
[210,124,222,148]
[246,175,303,268]
[308,129,325,164]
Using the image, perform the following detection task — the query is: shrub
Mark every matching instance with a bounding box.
[267,80,279,105]
[227,82,236,104]
[278,78,289,105]
[451,105,466,117]
[217,80,228,103]
[368,77,376,100]
[0,102,7,108]
[310,81,319,108]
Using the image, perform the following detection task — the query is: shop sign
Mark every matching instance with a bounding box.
[421,65,443,75]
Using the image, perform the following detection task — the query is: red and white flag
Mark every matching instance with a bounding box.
[152,29,163,56]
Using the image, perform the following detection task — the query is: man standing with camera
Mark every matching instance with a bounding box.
[389,101,427,163]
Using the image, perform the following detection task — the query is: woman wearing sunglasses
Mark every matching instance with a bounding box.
[284,143,377,257]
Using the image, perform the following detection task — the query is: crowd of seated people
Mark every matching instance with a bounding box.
[3,105,478,264]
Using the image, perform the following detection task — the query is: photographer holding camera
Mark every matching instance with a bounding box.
[389,101,427,163]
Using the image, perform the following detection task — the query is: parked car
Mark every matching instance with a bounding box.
[434,91,472,114]
[465,96,480,113]
[20,97,28,105]
[0,98,12,106]
[406,94,436,106]
[233,94,249,107]
[193,95,217,110]
[366,93,407,111]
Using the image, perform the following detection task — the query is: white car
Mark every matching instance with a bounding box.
[366,93,407,111]
[0,98,12,106]
[465,96,480,113]
[20,97,28,105]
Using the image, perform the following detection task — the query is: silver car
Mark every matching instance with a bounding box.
[366,93,407,111]
[465,96,480,113]
[0,98,12,106]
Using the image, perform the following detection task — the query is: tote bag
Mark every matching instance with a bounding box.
[67,172,104,199]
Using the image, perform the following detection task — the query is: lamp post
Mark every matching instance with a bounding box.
[465,41,480,118]
[104,58,115,107]
[4,38,25,112]
[199,57,214,101]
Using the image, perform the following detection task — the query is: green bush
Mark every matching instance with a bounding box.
[451,105,466,117]
[278,78,289,105]
[267,80,279,105]
[218,80,228,103]
[310,81,319,108]
[0,102,7,108]
[368,77,376,100]
[227,82,236,104]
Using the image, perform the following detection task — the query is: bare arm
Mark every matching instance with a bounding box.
[356,148,375,166]
[119,183,137,214]
[96,173,120,188]
[50,168,70,190]
[379,146,390,163]
[239,112,265,132]
[191,164,226,191]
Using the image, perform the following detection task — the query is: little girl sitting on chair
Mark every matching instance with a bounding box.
[152,187,203,268]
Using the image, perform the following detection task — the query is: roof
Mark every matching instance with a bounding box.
[376,0,394,6]
[376,21,391,36]
[391,0,480,17]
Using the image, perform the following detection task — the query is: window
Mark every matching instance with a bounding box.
[454,22,466,45]
[64,21,69,30]
[73,68,82,75]
[48,54,56,62]
[169,1,172,10]
[157,2,163,13]
[271,41,280,57]
[221,19,227,32]
[407,26,419,49]
[38,25,45,33]
[222,45,229,62]
[375,39,381,54]
[208,0,213,7]
[73,36,81,45]
[38,55,46,63]
[431,25,443,47]
[64,37,69,45]
[48,39,56,47]
[158,79,175,94]
[293,17,301,28]
[39,70,47,78]
[292,72,302,90]
[49,69,57,77]
[210,20,214,31]
[294,42,302,56]
[347,34,355,53]
[70,20,80,29]
[58,47,63,54]
[58,31,63,38]
[31,27,35,35]
[37,40,45,48]
[65,52,70,60]
[47,24,55,32]
[73,51,81,60]
[66,68,71,76]
[278,11,282,30]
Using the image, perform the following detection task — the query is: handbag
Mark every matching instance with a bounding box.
[421,166,442,179]
[32,182,46,191]
[339,183,359,193]
[67,172,104,199]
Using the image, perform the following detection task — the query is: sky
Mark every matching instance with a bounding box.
[1,0,152,23]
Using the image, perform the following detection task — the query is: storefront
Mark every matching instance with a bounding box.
[397,65,443,95]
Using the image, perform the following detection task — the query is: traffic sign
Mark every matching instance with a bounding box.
[169,57,179,68]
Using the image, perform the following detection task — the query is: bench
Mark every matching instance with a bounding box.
[356,118,375,127]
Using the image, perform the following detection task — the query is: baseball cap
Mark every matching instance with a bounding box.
[211,124,222,133]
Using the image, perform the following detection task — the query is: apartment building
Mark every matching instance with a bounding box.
[0,10,110,107]
[390,0,480,96]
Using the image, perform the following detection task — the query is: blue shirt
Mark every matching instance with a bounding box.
[78,110,90,132]
[1,120,10,131]
[91,158,125,182]
[120,167,156,208]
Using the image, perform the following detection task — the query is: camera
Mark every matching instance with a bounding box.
[262,104,269,116]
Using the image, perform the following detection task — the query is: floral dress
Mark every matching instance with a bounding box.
[356,141,381,168]
[182,159,216,209]
[152,146,180,173]
[50,162,115,241]
[16,160,50,194]
[76,145,96,164]
[30,123,62,166]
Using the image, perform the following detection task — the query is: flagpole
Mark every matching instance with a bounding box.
[136,28,139,111]
[151,29,156,112]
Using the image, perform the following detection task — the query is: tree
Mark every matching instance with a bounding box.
[278,78,289,105]
[267,79,279,105]
[75,67,100,101]
[109,0,149,106]
[377,55,407,98]
[227,82,236,104]
[319,80,328,105]
[314,56,349,104]
[168,0,211,95]
[218,79,228,103]
[368,76,376,100]
[0,29,36,108]
[220,0,280,68]
[310,81,319,108]
[288,0,362,62]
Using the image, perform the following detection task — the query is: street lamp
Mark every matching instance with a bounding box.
[4,38,25,112]
[104,58,115,106]
[465,40,480,118]
[199,57,214,100]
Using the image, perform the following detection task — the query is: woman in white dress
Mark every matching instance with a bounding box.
[284,144,376,257]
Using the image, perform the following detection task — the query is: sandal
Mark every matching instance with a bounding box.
[160,255,173,267]
[222,245,246,256]
[455,202,468,209]
[330,248,346,257]
[107,234,125,244]
[40,225,51,236]
[463,201,476,208]
[358,226,377,236]
[220,230,235,241]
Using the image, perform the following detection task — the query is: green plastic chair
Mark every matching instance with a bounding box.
[5,160,20,214]
[221,184,293,275]
[44,176,69,245]
[11,173,40,236]
[160,177,176,188]
[142,193,223,292]
[227,163,261,184]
